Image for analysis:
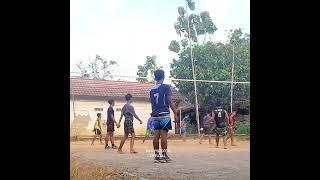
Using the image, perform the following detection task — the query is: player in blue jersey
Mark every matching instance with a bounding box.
[150,69,177,163]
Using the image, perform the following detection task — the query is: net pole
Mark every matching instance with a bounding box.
[179,109,182,135]
[73,94,76,122]
[185,0,200,137]
[72,94,78,141]
[230,45,235,113]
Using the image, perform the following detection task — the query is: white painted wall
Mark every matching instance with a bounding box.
[70,97,176,136]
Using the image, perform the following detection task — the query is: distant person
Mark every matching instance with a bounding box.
[91,113,103,145]
[150,69,177,163]
[180,115,188,142]
[199,110,216,144]
[105,99,119,149]
[213,100,229,149]
[226,110,237,146]
[142,116,154,143]
[117,93,143,154]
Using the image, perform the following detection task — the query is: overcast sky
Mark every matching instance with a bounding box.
[70,0,250,79]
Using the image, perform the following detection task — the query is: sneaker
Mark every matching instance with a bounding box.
[154,154,161,163]
[105,145,111,149]
[112,145,118,149]
[163,154,172,163]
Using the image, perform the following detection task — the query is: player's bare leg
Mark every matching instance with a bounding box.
[105,133,110,149]
[160,130,171,162]
[130,133,138,153]
[99,134,103,145]
[153,130,162,162]
[118,134,128,154]
[142,132,147,143]
[110,132,117,148]
[91,135,97,145]
[199,134,203,144]
[223,135,227,149]
[208,134,212,144]
[215,135,219,148]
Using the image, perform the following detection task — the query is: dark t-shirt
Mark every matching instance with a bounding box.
[121,104,136,122]
[214,107,227,128]
[107,106,114,125]
[150,84,172,116]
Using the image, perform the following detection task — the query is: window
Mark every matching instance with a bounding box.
[94,108,103,111]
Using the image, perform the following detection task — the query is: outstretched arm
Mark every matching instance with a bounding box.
[134,114,143,124]
[131,107,142,124]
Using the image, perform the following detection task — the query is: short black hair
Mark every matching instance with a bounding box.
[125,93,133,101]
[206,109,212,114]
[97,113,101,117]
[108,99,115,105]
[154,69,165,81]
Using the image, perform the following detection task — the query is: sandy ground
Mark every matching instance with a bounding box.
[71,138,250,180]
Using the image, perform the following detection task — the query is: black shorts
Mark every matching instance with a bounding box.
[215,127,227,136]
[124,120,135,135]
[94,129,101,135]
[107,123,115,132]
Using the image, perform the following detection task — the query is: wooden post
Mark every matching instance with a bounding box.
[185,0,200,137]
[230,45,235,113]
[179,109,182,135]
[72,94,78,141]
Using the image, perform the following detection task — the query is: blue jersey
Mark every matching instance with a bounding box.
[150,84,172,116]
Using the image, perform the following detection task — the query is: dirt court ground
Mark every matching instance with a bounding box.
[71,138,250,180]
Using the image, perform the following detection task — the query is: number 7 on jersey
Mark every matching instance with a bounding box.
[153,93,159,105]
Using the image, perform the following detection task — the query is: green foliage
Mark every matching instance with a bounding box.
[181,38,189,48]
[236,121,250,135]
[136,55,163,83]
[170,29,250,109]
[172,2,217,45]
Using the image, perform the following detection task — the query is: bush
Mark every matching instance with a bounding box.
[236,121,250,134]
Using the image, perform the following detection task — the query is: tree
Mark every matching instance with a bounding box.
[76,55,118,80]
[136,55,163,83]
[170,29,250,111]
[169,1,217,54]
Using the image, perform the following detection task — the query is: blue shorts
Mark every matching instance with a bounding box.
[152,116,172,131]
[181,127,187,134]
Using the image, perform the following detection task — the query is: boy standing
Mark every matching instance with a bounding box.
[150,69,177,163]
[213,100,229,149]
[180,115,188,142]
[105,99,119,149]
[199,110,216,144]
[226,110,237,146]
[117,93,143,154]
[91,113,103,145]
